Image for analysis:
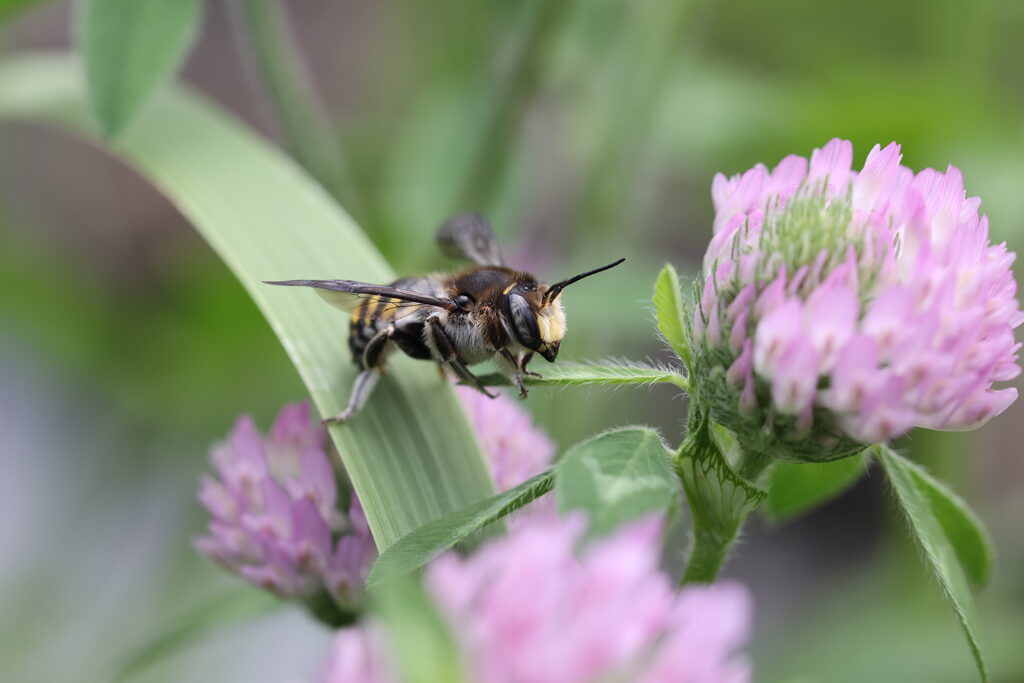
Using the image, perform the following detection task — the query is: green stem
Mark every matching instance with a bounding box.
[304,589,357,629]
[227,0,359,214]
[681,523,731,584]
[680,448,769,583]
[675,410,768,585]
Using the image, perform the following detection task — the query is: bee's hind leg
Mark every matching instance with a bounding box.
[324,326,392,424]
[324,369,381,425]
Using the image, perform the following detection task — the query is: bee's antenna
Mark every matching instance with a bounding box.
[544,258,625,303]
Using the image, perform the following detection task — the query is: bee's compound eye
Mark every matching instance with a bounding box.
[507,292,541,349]
[455,294,474,310]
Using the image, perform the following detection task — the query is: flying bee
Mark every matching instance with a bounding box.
[266,213,624,424]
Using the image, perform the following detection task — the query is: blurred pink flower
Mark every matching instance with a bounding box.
[455,386,555,517]
[193,403,373,610]
[698,139,1022,445]
[196,391,554,606]
[320,624,397,683]
[321,516,752,683]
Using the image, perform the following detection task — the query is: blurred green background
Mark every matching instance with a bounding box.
[1,1,1022,681]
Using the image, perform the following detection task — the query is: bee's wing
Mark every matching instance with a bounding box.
[436,213,505,266]
[265,279,455,312]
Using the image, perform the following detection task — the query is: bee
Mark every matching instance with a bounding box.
[267,214,624,423]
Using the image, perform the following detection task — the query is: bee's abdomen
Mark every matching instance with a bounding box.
[347,277,443,367]
[347,319,379,367]
[348,295,402,367]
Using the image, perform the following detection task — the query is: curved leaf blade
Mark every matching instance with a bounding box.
[876,446,988,681]
[368,470,555,588]
[556,427,677,536]
[0,54,496,549]
[765,453,868,522]
[77,0,203,138]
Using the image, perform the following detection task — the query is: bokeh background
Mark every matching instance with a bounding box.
[2,1,1023,681]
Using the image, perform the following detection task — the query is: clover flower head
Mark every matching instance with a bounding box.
[193,403,374,609]
[693,139,1022,458]
[195,391,554,610]
[322,515,752,683]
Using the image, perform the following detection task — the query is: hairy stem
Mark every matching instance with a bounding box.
[680,523,731,584]
[227,0,359,214]
[675,410,767,585]
[680,448,769,583]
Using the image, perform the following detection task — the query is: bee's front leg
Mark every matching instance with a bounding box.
[426,316,497,399]
[498,349,529,399]
[449,359,499,399]
[520,352,542,379]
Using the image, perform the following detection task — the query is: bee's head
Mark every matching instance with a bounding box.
[502,258,625,363]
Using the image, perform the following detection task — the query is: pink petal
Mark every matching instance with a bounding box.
[823,334,879,413]
[770,337,820,414]
[853,142,902,211]
[753,298,803,378]
[808,138,854,192]
[804,283,859,371]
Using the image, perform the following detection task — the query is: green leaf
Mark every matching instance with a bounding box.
[653,263,691,369]
[368,469,555,588]
[77,0,203,138]
[0,54,497,550]
[765,453,868,522]
[476,362,688,390]
[114,588,279,682]
[885,450,994,586]
[918,474,995,589]
[876,445,989,682]
[374,577,465,683]
[676,414,767,583]
[556,427,677,536]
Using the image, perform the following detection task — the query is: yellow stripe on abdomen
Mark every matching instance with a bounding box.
[361,296,382,323]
